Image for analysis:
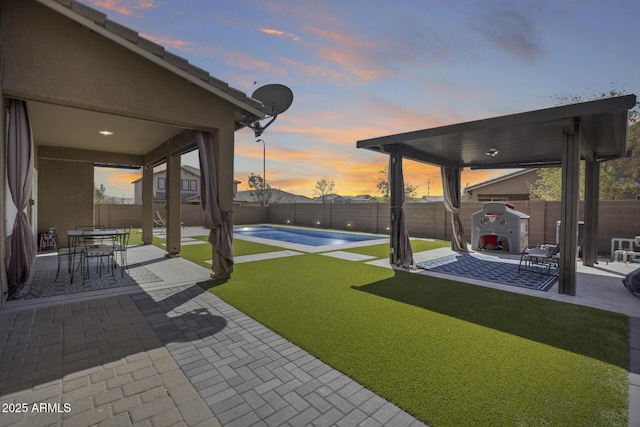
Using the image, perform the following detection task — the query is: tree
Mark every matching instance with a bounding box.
[529,87,640,200]
[94,184,106,204]
[376,168,419,202]
[247,173,272,207]
[312,179,335,203]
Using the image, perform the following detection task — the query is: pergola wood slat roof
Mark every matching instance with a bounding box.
[357,95,636,169]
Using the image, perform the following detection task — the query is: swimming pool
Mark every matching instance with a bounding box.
[234,225,382,247]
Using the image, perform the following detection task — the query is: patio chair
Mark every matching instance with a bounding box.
[155,211,185,232]
[153,211,166,234]
[50,227,84,282]
[81,230,115,279]
[76,225,106,247]
[518,243,560,276]
[113,226,131,276]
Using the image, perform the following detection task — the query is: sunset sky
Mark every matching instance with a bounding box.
[90,0,639,199]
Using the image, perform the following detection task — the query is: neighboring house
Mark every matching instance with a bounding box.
[234,189,317,206]
[416,196,444,203]
[133,168,240,204]
[312,194,378,204]
[345,195,378,203]
[464,169,539,202]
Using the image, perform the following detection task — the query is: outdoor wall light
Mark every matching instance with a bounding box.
[316,221,320,226]
[99,130,114,136]
[485,148,498,157]
[286,220,290,224]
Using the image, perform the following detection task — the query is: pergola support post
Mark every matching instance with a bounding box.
[165,153,181,256]
[583,159,600,266]
[389,150,403,265]
[142,165,154,245]
[558,120,580,295]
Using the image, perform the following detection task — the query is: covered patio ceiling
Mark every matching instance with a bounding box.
[357,94,637,297]
[28,101,183,158]
[357,95,636,169]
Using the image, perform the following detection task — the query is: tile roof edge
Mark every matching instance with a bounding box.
[41,0,267,119]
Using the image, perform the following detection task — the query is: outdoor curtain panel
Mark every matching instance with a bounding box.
[7,99,38,293]
[196,131,233,275]
[441,166,469,252]
[389,154,414,268]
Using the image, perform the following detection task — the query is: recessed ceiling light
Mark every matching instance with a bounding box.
[485,148,498,157]
[99,130,114,136]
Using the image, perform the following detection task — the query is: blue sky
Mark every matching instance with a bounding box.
[90,0,639,198]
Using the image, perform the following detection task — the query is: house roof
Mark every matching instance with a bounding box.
[36,0,268,124]
[235,189,318,204]
[464,168,538,192]
[357,95,636,169]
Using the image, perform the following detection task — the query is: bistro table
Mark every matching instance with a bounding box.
[67,229,128,281]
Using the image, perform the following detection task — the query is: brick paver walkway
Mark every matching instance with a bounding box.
[0,285,427,426]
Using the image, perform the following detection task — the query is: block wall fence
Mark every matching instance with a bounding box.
[94,200,640,255]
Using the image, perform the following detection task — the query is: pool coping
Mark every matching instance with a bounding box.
[233,224,390,253]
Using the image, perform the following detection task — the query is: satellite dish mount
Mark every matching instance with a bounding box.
[244,84,293,138]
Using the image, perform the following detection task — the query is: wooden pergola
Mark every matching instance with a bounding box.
[357,95,637,296]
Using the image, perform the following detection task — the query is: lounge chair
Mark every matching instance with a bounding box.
[155,211,185,233]
[518,243,560,276]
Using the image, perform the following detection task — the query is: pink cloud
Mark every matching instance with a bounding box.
[85,0,157,17]
[260,28,301,42]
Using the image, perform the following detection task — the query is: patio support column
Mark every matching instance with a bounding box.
[558,119,580,295]
[583,159,600,266]
[389,149,403,265]
[165,153,181,256]
[141,165,154,245]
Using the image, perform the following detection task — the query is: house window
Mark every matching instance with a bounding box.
[190,180,197,191]
[182,179,189,191]
[157,178,166,190]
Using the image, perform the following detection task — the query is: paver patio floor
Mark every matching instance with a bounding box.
[0,283,426,426]
[1,236,639,426]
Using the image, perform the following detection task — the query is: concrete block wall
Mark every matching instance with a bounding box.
[234,206,269,225]
[90,200,639,256]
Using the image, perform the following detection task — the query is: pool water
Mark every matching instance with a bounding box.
[234,226,380,247]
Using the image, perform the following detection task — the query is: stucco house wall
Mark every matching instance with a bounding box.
[38,160,94,246]
[466,169,539,201]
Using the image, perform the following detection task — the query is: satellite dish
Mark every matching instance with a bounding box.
[244,84,294,137]
[252,84,294,116]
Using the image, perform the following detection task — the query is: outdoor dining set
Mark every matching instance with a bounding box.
[39,226,131,284]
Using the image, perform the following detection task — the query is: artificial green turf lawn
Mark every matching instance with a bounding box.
[344,238,450,259]
[196,248,629,426]
[136,232,287,267]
